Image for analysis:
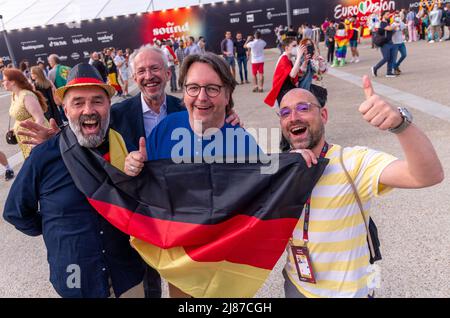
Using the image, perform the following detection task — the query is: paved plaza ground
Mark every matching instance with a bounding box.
[1,39,449,297]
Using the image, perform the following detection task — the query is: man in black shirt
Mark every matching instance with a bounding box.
[234,32,250,85]
[371,10,398,78]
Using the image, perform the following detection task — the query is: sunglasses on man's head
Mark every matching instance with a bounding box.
[279,102,321,118]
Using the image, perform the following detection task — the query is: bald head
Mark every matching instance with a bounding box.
[279,88,327,152]
[280,88,321,109]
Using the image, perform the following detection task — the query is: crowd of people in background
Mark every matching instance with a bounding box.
[1,4,449,181]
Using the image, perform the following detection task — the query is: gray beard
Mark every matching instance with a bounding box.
[68,113,110,148]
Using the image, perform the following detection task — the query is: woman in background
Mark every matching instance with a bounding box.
[3,68,48,159]
[30,66,64,127]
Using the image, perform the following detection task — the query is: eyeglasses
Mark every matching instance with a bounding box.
[135,66,163,76]
[185,84,223,98]
[279,102,321,118]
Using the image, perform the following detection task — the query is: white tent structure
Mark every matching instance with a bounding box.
[0,0,227,31]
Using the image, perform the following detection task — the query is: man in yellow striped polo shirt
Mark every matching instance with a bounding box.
[279,77,444,298]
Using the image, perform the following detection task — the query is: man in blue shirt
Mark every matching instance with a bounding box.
[123,53,263,298]
[124,53,261,177]
[3,63,146,298]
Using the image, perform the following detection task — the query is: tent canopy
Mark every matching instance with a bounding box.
[0,0,223,31]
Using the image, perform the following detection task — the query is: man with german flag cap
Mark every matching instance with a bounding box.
[3,63,147,298]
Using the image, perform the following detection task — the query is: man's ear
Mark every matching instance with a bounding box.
[320,107,328,125]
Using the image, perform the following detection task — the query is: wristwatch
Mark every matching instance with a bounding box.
[389,107,413,134]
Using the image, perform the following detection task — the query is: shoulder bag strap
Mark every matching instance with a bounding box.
[338,146,376,259]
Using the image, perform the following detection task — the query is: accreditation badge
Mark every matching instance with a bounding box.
[291,244,316,284]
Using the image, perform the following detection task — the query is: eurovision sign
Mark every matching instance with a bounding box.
[294,0,449,26]
[1,0,448,66]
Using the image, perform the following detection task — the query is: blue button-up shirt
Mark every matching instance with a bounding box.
[3,135,145,298]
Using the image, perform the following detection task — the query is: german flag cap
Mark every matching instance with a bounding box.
[55,62,116,100]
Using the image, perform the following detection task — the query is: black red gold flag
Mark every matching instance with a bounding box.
[59,127,328,297]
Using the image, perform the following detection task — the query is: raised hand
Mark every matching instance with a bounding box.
[18,118,60,146]
[358,75,403,131]
[124,137,147,176]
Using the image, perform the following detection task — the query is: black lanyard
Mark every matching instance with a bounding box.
[303,142,329,243]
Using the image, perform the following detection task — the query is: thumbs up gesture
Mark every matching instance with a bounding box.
[124,137,147,176]
[358,75,403,131]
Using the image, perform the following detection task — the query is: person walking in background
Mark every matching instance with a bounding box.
[439,4,446,41]
[184,36,202,56]
[368,13,380,48]
[333,22,350,67]
[371,10,398,78]
[0,151,14,181]
[406,8,418,42]
[392,13,407,76]
[302,24,313,40]
[420,10,430,41]
[91,52,108,82]
[444,4,450,40]
[162,40,179,93]
[234,32,249,85]
[429,3,443,42]
[245,31,267,93]
[19,60,31,82]
[0,57,5,85]
[321,18,330,37]
[275,25,286,54]
[221,31,237,80]
[349,16,361,63]
[198,36,206,54]
[325,21,336,64]
[114,49,130,97]
[2,68,48,159]
[37,61,48,78]
[105,48,123,96]
[30,66,64,127]
[47,54,71,89]
[175,39,186,66]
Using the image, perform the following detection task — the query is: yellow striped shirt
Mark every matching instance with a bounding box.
[285,144,397,298]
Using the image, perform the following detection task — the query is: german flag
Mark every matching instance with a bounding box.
[59,127,328,297]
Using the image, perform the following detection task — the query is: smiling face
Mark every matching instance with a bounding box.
[280,89,327,151]
[183,62,229,134]
[132,49,170,106]
[64,86,111,148]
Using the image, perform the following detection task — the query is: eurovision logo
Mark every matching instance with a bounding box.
[334,0,396,19]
